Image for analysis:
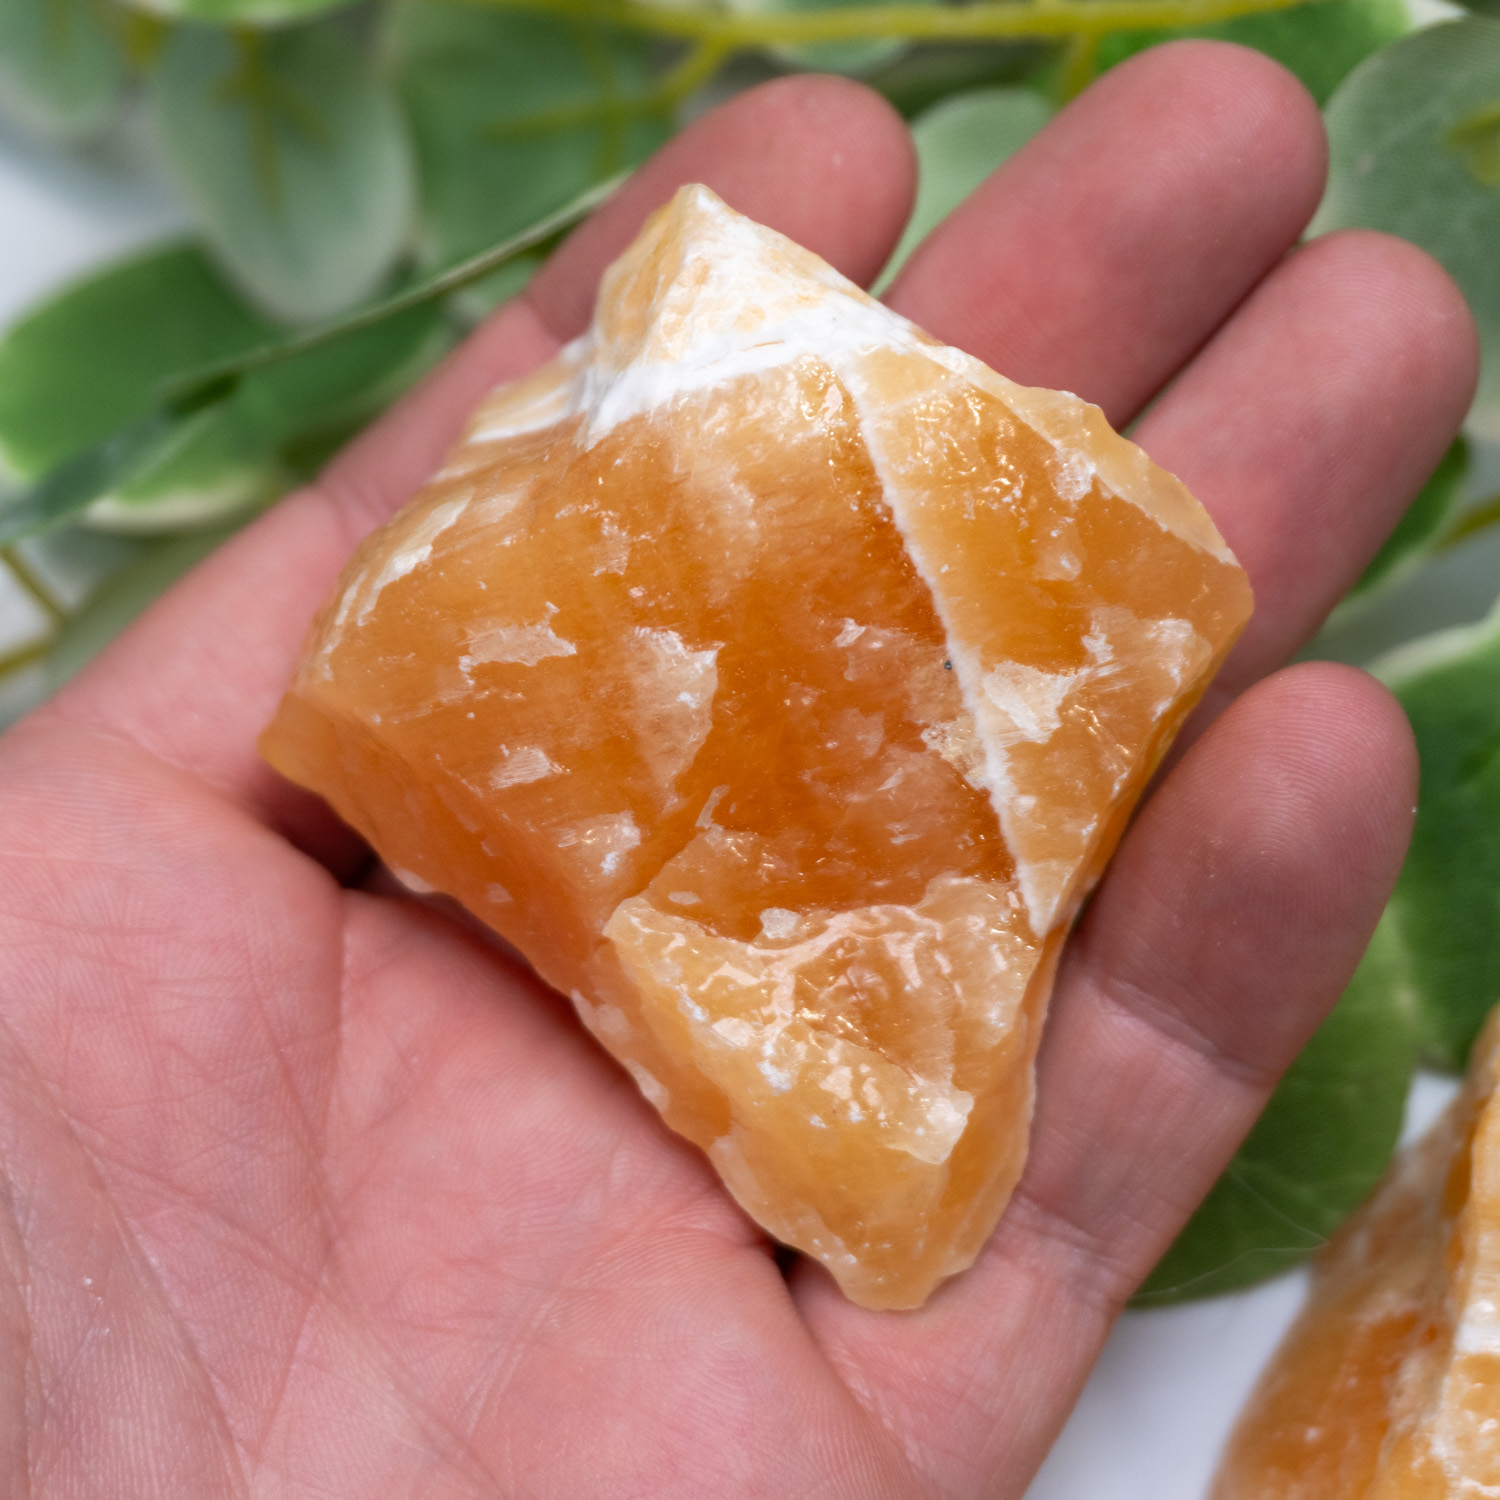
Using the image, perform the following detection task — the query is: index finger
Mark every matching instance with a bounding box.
[28,77,917,863]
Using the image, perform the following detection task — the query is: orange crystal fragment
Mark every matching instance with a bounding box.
[1215,1012,1500,1499]
[261,185,1252,1308]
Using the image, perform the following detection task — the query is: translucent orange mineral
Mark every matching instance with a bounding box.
[1215,1012,1500,1498]
[261,185,1251,1308]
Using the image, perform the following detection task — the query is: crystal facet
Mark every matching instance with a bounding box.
[1215,1013,1500,1498]
[261,185,1252,1307]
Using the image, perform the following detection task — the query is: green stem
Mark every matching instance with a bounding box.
[1440,492,1500,551]
[658,37,732,104]
[1058,31,1100,100]
[159,172,627,407]
[1,546,66,627]
[487,40,728,141]
[462,0,1327,47]
[0,636,54,684]
[0,544,66,687]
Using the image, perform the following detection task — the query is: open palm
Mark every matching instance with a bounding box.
[0,42,1476,1498]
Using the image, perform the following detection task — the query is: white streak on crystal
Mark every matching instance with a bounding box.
[556,812,641,878]
[760,1060,794,1092]
[696,785,729,828]
[1455,1297,1500,1357]
[759,908,799,940]
[594,1003,634,1042]
[353,496,468,628]
[625,628,719,791]
[466,341,588,444]
[1051,449,1095,503]
[490,744,565,789]
[982,663,1076,746]
[624,1059,669,1110]
[464,619,577,667]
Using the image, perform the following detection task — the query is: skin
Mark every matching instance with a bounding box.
[0,40,1478,1499]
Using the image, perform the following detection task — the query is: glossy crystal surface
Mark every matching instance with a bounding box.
[1216,1012,1500,1497]
[261,186,1251,1307]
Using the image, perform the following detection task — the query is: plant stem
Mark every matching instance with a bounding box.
[659,37,732,103]
[1058,31,1100,100]
[1,546,66,627]
[1440,492,1500,551]
[0,637,52,682]
[463,0,1327,48]
[158,172,628,405]
[0,546,65,687]
[486,40,728,141]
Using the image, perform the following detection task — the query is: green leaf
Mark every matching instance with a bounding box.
[1134,921,1417,1303]
[46,525,235,685]
[1368,599,1500,1068]
[1333,436,1470,621]
[0,0,124,138]
[148,22,416,322]
[0,241,449,539]
[0,173,619,544]
[390,3,671,269]
[875,85,1051,293]
[0,410,195,545]
[96,299,450,524]
[78,299,451,532]
[164,170,623,401]
[1312,19,1500,438]
[1099,0,1410,106]
[0,243,278,484]
[225,302,448,452]
[0,299,449,544]
[82,409,284,531]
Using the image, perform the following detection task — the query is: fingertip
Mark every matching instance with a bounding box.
[1304,227,1481,433]
[1087,660,1418,1070]
[735,73,918,285]
[530,74,917,339]
[888,38,1328,419]
[1110,39,1328,232]
[321,76,917,538]
[1237,660,1419,876]
[1133,223,1479,703]
[1149,660,1419,916]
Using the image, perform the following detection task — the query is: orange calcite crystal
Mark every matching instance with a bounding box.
[261,185,1251,1307]
[1215,1013,1500,1499]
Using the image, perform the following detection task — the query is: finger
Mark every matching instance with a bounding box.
[325,73,917,538]
[795,663,1416,1500]
[37,78,916,867]
[887,40,1328,427]
[1133,230,1477,732]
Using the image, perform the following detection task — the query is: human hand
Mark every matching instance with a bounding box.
[0,41,1475,1498]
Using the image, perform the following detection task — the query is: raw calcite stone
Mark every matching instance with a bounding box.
[261,185,1252,1308]
[1215,1011,1500,1499]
